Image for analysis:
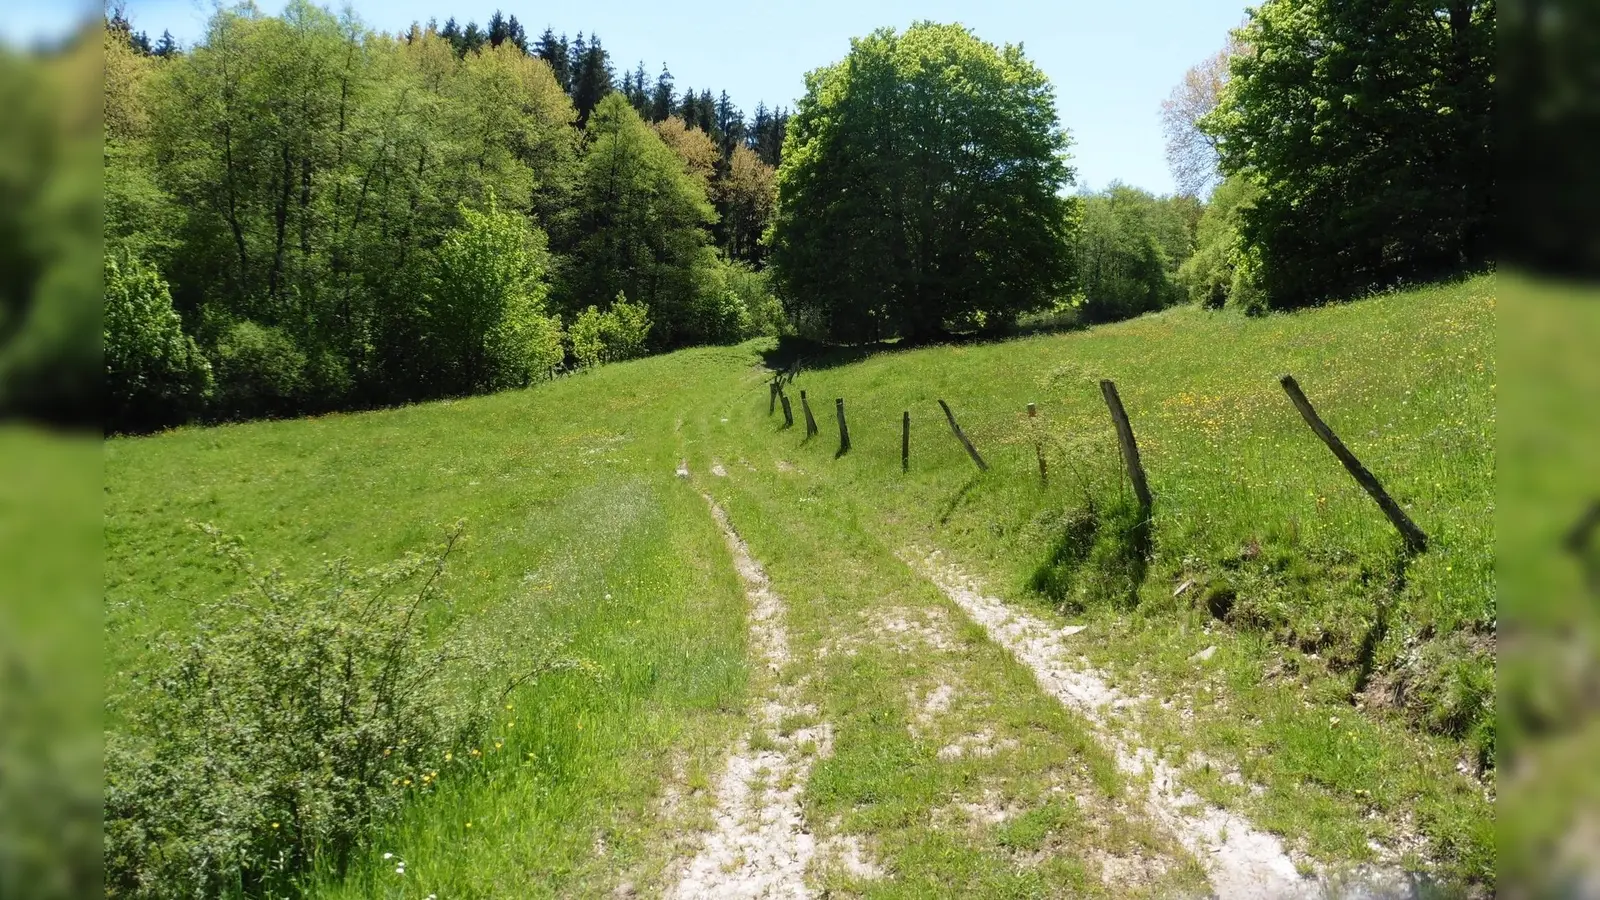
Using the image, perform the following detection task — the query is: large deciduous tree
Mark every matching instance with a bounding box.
[1200,0,1494,308]
[1160,36,1242,198]
[770,22,1075,343]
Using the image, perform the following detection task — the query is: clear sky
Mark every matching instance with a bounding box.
[12,0,1247,194]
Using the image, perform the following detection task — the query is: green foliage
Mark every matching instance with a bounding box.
[1072,184,1191,323]
[0,37,100,424]
[424,194,563,393]
[561,94,718,347]
[1176,176,1258,309]
[103,254,212,432]
[567,292,652,369]
[771,22,1075,342]
[212,320,309,420]
[1201,0,1493,308]
[104,522,572,898]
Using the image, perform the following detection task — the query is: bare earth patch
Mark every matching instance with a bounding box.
[904,547,1322,899]
[669,496,874,898]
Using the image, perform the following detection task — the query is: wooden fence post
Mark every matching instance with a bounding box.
[769,381,778,415]
[801,390,819,438]
[902,411,910,472]
[1028,402,1048,486]
[780,391,794,429]
[937,400,989,472]
[1099,380,1151,517]
[1279,374,1428,553]
[835,398,851,455]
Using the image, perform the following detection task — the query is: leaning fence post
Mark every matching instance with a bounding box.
[835,398,851,455]
[1278,374,1428,553]
[937,399,989,472]
[801,390,819,438]
[769,381,778,415]
[1099,380,1151,517]
[902,411,911,472]
[1028,402,1048,486]
[780,391,794,429]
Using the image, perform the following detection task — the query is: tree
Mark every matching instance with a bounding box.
[536,28,570,91]
[105,253,213,432]
[424,193,563,393]
[487,11,508,48]
[770,22,1075,342]
[561,94,717,347]
[1072,184,1184,323]
[1176,175,1259,308]
[650,64,674,122]
[653,115,718,185]
[154,30,179,58]
[1160,36,1241,197]
[714,145,775,264]
[1200,0,1494,308]
[569,35,613,126]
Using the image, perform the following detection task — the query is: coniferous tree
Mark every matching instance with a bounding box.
[678,86,697,129]
[506,15,527,53]
[715,90,744,161]
[461,21,486,55]
[536,28,571,90]
[153,29,178,57]
[487,10,508,48]
[650,64,674,122]
[440,17,461,54]
[570,36,614,126]
[627,62,650,114]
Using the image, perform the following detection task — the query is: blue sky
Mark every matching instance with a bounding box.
[10,0,1246,194]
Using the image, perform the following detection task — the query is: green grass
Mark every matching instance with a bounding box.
[106,275,1495,894]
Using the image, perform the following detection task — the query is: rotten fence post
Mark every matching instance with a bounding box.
[1099,380,1151,517]
[780,390,794,429]
[835,398,851,456]
[937,399,988,472]
[801,390,819,438]
[1028,402,1048,486]
[1279,374,1428,553]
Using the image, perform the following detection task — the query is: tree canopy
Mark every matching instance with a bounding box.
[770,22,1076,343]
[1200,0,1494,308]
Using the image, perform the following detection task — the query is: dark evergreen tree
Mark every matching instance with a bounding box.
[462,21,486,55]
[153,29,179,58]
[506,15,528,53]
[536,29,571,91]
[487,10,508,48]
[651,65,675,122]
[715,90,745,161]
[628,62,650,115]
[570,36,614,127]
[677,86,697,129]
[440,17,462,54]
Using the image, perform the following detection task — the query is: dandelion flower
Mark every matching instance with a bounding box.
[270,822,280,830]
[445,752,453,761]
[465,821,472,829]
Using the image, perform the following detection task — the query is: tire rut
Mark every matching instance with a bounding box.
[668,493,835,899]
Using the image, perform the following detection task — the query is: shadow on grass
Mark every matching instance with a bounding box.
[1350,541,1421,701]
[1028,496,1150,613]
[758,314,1093,377]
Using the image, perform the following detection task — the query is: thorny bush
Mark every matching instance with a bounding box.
[105,521,584,898]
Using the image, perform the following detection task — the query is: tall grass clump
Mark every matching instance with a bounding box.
[104,522,578,898]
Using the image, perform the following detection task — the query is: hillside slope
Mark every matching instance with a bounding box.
[105,276,1494,896]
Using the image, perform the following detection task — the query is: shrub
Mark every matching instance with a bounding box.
[104,523,579,898]
[103,253,212,432]
[566,294,652,370]
[427,193,562,393]
[210,320,308,420]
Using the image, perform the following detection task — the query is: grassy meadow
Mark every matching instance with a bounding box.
[105,275,1495,895]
